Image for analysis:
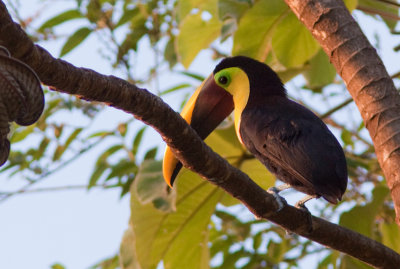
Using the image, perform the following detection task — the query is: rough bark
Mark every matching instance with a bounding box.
[0,1,399,268]
[284,0,400,227]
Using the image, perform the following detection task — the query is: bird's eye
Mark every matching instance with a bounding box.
[218,75,228,85]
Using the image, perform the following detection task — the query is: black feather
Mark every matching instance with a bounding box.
[215,56,348,204]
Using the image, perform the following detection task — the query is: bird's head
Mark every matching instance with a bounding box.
[213,56,285,97]
[163,56,284,187]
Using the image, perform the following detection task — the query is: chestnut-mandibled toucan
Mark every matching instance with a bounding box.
[163,56,347,206]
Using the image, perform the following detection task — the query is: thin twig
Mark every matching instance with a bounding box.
[0,138,103,202]
[0,183,111,196]
[375,0,400,8]
[320,97,353,119]
[358,5,400,21]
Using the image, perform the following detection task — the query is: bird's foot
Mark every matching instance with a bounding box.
[295,202,313,233]
[267,187,287,212]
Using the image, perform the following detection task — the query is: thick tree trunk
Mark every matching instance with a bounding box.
[0,1,399,267]
[285,0,400,226]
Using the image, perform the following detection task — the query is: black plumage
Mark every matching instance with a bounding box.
[215,56,347,204]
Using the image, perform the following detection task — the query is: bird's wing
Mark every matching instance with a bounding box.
[240,106,343,193]
[254,116,317,189]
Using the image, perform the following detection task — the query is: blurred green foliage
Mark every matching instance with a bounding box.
[3,0,400,268]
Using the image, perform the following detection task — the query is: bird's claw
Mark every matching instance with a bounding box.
[295,203,313,233]
[267,187,287,212]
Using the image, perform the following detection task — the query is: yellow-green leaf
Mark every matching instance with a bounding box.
[359,0,398,30]
[233,0,288,60]
[134,160,171,206]
[120,225,142,269]
[51,263,66,269]
[60,27,92,56]
[10,125,35,143]
[340,186,389,237]
[272,12,319,68]
[380,222,400,252]
[303,49,336,90]
[218,0,250,20]
[344,0,358,11]
[177,0,222,68]
[131,169,223,269]
[39,9,83,31]
[64,127,83,149]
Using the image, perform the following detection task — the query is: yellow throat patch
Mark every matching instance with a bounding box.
[214,67,250,145]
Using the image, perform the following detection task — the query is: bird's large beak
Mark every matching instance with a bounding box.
[163,75,234,187]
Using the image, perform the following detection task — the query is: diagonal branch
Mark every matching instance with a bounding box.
[284,0,400,228]
[0,1,398,268]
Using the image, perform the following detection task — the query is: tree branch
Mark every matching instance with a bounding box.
[0,1,398,268]
[284,0,400,228]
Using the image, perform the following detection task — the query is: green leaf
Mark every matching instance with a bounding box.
[344,0,358,11]
[118,123,128,137]
[116,8,140,28]
[205,125,243,159]
[107,160,137,180]
[160,83,192,96]
[119,226,142,269]
[276,66,306,83]
[206,126,275,206]
[359,0,398,30]
[253,231,262,251]
[240,158,275,190]
[132,127,146,155]
[233,0,288,60]
[164,37,178,68]
[118,24,147,56]
[178,0,219,20]
[52,145,65,161]
[120,176,135,198]
[96,144,124,166]
[129,124,274,269]
[303,49,336,91]
[89,164,108,188]
[341,129,354,148]
[89,145,123,188]
[87,131,114,139]
[33,137,50,160]
[134,160,168,205]
[380,222,400,252]
[144,147,158,160]
[220,18,237,42]
[340,186,389,237]
[266,239,287,264]
[218,0,250,20]
[180,71,206,82]
[89,254,120,269]
[51,263,66,269]
[317,253,334,269]
[39,9,83,31]
[177,0,222,68]
[10,125,35,143]
[272,12,320,68]
[64,128,83,149]
[60,27,92,56]
[86,0,102,23]
[177,0,193,20]
[131,169,223,269]
[340,255,372,269]
[218,249,247,269]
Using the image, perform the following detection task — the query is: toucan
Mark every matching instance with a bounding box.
[163,56,347,207]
